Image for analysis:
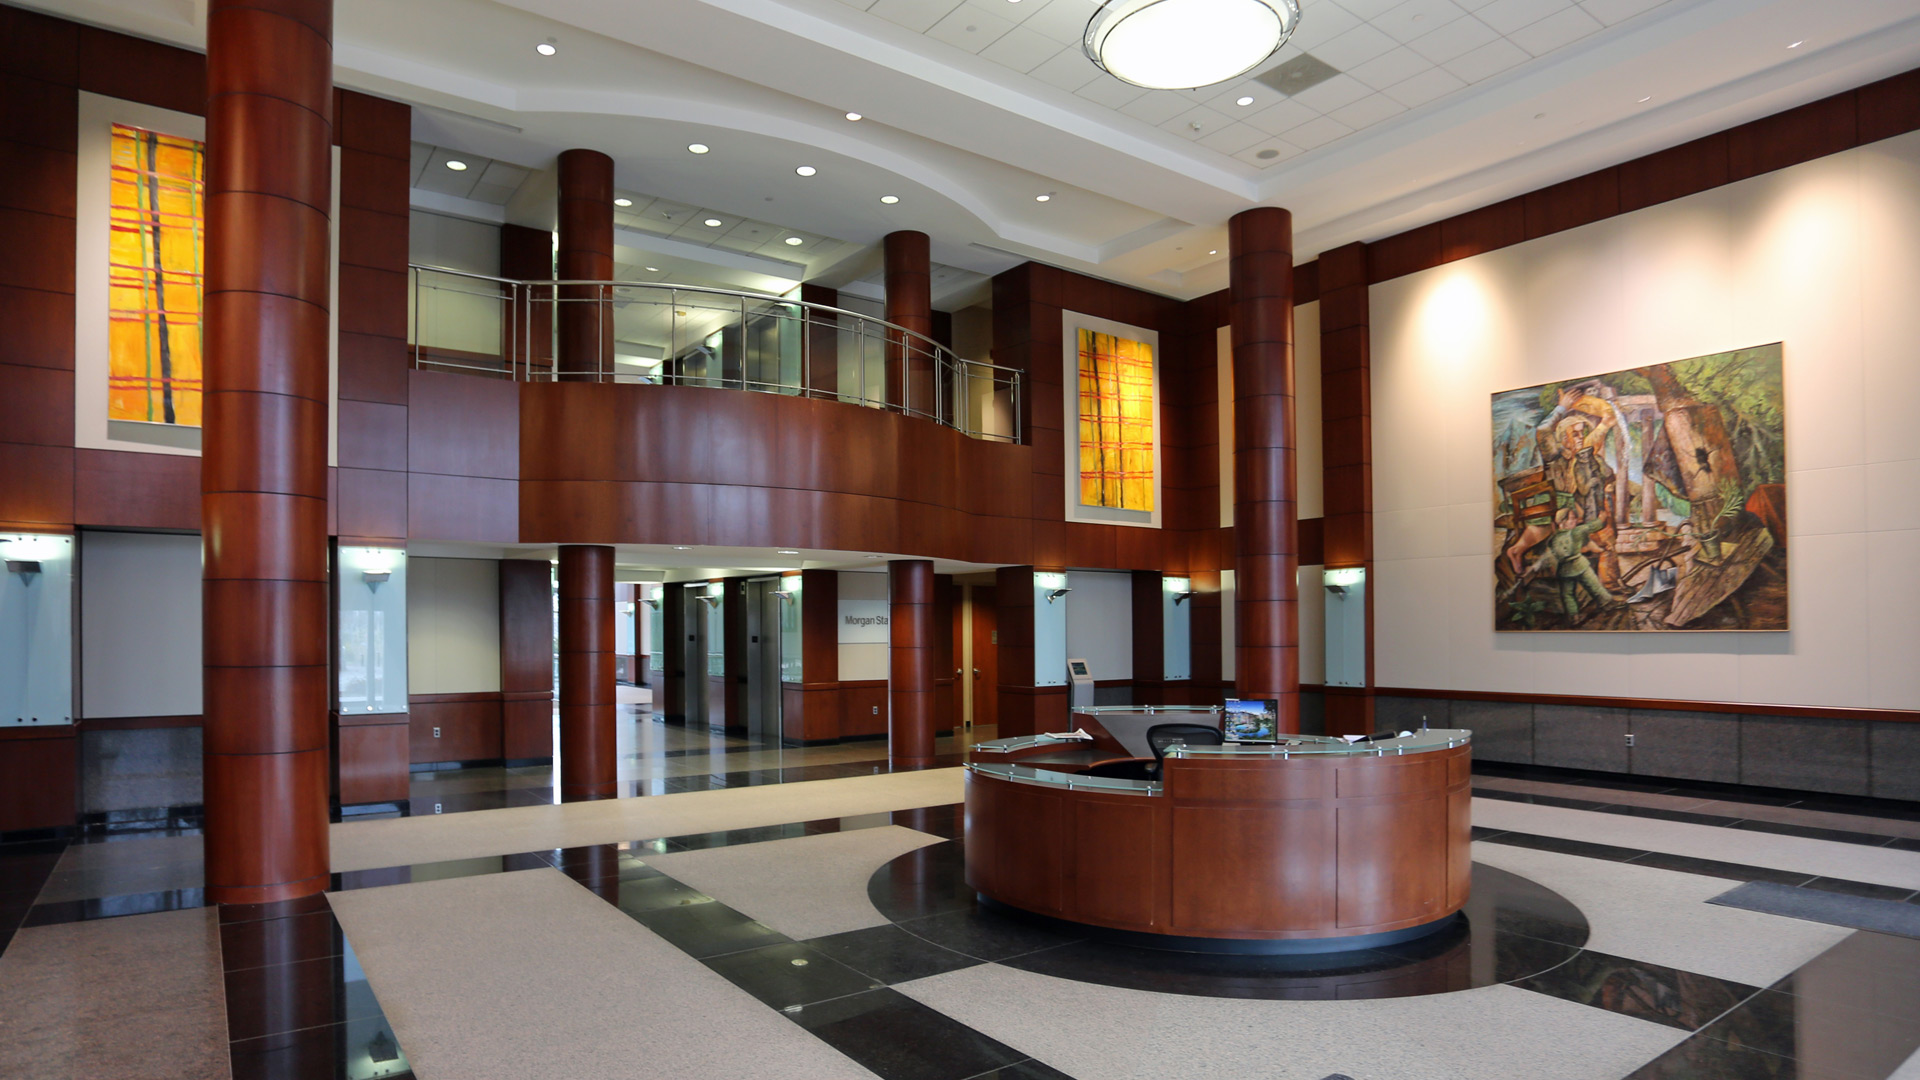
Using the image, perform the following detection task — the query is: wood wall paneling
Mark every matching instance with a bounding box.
[407,693,502,764]
[499,558,553,758]
[0,728,76,832]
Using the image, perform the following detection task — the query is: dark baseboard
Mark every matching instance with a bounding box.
[1472,760,1920,817]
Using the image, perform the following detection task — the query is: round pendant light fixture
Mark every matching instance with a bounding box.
[1083,0,1301,90]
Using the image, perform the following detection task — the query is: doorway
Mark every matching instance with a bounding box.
[968,585,998,735]
[745,578,784,742]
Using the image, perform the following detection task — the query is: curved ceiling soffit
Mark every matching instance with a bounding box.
[515,88,1108,264]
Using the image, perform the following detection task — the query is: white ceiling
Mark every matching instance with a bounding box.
[32,0,1920,300]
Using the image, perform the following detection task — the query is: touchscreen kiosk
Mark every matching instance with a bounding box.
[1067,659,1095,709]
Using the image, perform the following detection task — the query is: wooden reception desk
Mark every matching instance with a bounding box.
[965,711,1472,948]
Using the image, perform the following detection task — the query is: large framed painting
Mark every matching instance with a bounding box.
[1491,343,1786,632]
[1061,311,1161,528]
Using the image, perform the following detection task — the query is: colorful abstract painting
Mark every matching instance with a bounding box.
[1492,344,1787,631]
[108,122,204,426]
[1076,328,1155,511]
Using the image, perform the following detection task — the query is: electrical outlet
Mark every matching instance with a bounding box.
[433,802,442,814]
[872,705,879,715]
[433,726,441,738]
[1624,733,1635,747]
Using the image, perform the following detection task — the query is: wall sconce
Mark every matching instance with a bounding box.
[360,548,396,590]
[5,560,41,579]
[1171,590,1193,605]
[699,594,723,609]
[639,597,660,610]
[1046,587,1072,604]
[1324,566,1365,597]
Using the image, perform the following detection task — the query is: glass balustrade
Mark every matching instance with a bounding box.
[406,264,1021,443]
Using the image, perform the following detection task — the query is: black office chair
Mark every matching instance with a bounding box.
[1145,722,1225,779]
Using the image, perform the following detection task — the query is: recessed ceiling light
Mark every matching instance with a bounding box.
[1208,249,1218,255]
[614,197,633,207]
[795,166,817,176]
[777,549,800,555]
[1236,95,1255,106]
[535,41,557,56]
[865,555,885,560]
[704,218,723,227]
[645,266,660,272]
[784,236,805,246]
[673,545,691,550]
[1787,40,1802,48]
[1637,96,1651,103]
[445,160,468,171]
[845,111,862,121]
[1035,193,1052,202]
[688,143,710,154]
[880,195,900,204]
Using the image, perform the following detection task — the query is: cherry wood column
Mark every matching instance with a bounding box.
[1318,241,1376,737]
[199,0,334,905]
[557,545,616,799]
[800,282,839,398]
[889,559,936,768]
[500,559,555,761]
[1228,207,1300,732]
[556,149,613,381]
[501,222,554,377]
[883,230,933,416]
[1131,571,1166,706]
[660,581,688,725]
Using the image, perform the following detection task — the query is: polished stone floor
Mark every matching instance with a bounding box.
[4,713,1920,1079]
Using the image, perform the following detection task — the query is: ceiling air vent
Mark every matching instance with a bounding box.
[1256,53,1341,96]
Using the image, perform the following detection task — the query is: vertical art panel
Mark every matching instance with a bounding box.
[1077,328,1155,512]
[1492,343,1786,631]
[107,123,205,427]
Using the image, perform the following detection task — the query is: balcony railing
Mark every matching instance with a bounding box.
[407,264,1022,444]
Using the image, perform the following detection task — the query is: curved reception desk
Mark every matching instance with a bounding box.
[965,710,1473,950]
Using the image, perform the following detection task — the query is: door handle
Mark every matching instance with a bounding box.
[972,668,981,678]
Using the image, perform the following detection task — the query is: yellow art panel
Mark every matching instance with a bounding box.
[1076,328,1154,511]
[108,123,204,426]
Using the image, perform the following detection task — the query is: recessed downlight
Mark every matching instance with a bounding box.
[1209,249,1218,255]
[784,236,804,245]
[687,143,710,154]
[777,549,800,555]
[704,218,724,228]
[1637,96,1651,103]
[445,160,469,171]
[845,111,863,121]
[1236,95,1255,106]
[673,545,692,550]
[645,266,660,272]
[795,165,817,176]
[1035,193,1052,202]
[880,195,900,204]
[535,40,557,56]
[1787,40,1802,48]
[614,197,633,207]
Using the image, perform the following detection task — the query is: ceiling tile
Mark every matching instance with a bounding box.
[1284,3,1362,51]
[927,2,1017,53]
[1474,0,1571,35]
[837,0,879,8]
[1075,72,1147,108]
[1233,137,1304,168]
[409,142,431,185]
[1311,22,1401,69]
[1329,92,1409,130]
[1406,14,1499,63]
[1442,36,1530,80]
[1202,80,1286,115]
[1160,104,1236,141]
[1196,121,1267,155]
[1282,115,1355,149]
[1376,0,1469,43]
[980,25,1064,71]
[1243,98,1320,135]
[1578,0,1668,25]
[1382,64,1468,108]
[1290,72,1373,112]
[1349,46,1434,91]
[1019,0,1095,44]
[417,147,484,197]
[1329,0,1406,20]
[1510,4,1602,55]
[868,0,961,33]
[641,199,703,231]
[1027,47,1100,91]
[1119,91,1192,126]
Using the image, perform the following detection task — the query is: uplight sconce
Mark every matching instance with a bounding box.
[1164,575,1193,605]
[1324,566,1365,597]
[699,580,724,608]
[359,548,396,590]
[1046,587,1072,604]
[5,560,41,580]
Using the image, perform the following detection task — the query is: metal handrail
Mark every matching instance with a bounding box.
[406,263,1022,443]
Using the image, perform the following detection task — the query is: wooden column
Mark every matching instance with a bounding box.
[783,569,840,743]
[1228,207,1300,732]
[1131,571,1166,706]
[883,230,933,416]
[557,545,616,800]
[889,559,936,768]
[799,282,839,398]
[500,559,555,761]
[721,578,748,737]
[661,581,688,725]
[1318,242,1376,737]
[501,223,554,377]
[993,565,1037,739]
[200,0,334,905]
[933,574,956,734]
[556,149,613,381]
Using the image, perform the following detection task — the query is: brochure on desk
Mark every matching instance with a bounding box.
[1223,698,1279,743]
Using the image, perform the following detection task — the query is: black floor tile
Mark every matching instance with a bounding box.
[704,941,884,1009]
[1727,819,1898,847]
[1475,830,1645,863]
[964,1059,1077,1080]
[893,906,1080,963]
[1887,837,1920,854]
[23,887,206,925]
[1768,931,1920,1022]
[1622,851,1814,887]
[1469,826,1508,841]
[1800,878,1917,903]
[1473,788,1613,811]
[220,909,343,971]
[1698,988,1920,1080]
[891,803,965,839]
[1599,804,1738,827]
[866,841,975,923]
[229,1017,413,1080]
[788,987,1029,1080]
[218,893,335,926]
[224,955,383,1041]
[806,923,984,985]
[1625,1033,1847,1079]
[1513,948,1759,1031]
[629,900,792,959]
[612,872,710,914]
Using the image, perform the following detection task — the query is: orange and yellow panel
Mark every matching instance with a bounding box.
[108,122,204,426]
[1076,328,1154,512]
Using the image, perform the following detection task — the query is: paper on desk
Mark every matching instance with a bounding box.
[1042,728,1093,741]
